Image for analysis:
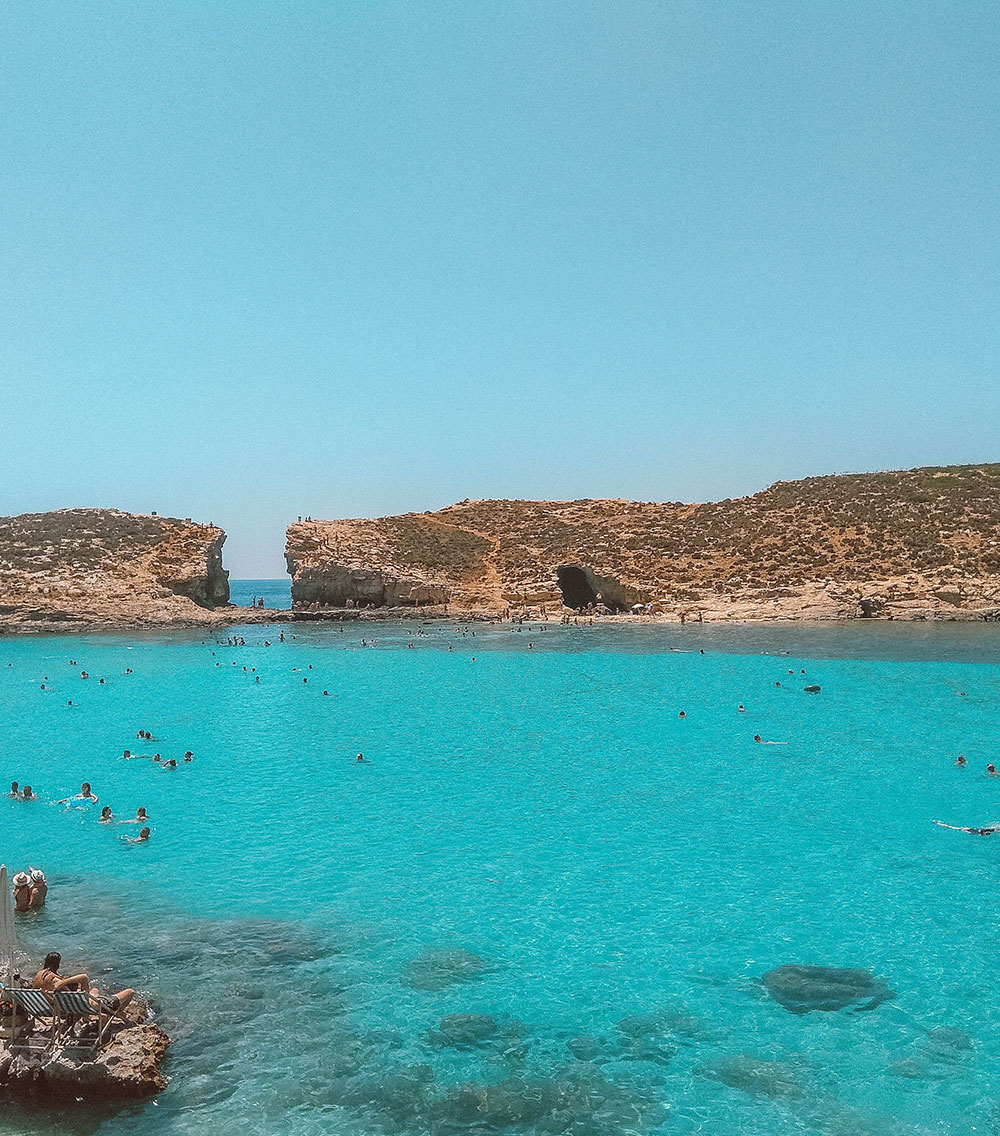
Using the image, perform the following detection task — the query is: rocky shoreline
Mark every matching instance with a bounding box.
[5,465,1000,631]
[0,1000,169,1101]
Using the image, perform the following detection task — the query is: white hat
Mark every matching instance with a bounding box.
[29,868,45,883]
[12,872,29,887]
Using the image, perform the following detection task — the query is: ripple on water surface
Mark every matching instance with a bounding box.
[3,620,1000,1134]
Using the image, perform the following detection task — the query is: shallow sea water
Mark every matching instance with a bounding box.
[3,617,1000,1134]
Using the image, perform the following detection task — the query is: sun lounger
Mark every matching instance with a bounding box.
[51,990,115,1050]
[7,987,58,1050]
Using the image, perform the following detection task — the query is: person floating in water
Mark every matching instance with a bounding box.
[33,951,134,1012]
[934,820,1000,836]
[21,785,37,800]
[60,782,98,805]
[356,753,366,762]
[9,781,18,798]
[99,806,114,823]
[956,754,967,766]
[754,735,789,745]
[121,827,151,845]
[988,765,999,776]
[119,807,148,825]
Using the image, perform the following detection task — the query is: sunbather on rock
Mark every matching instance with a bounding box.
[33,951,134,1012]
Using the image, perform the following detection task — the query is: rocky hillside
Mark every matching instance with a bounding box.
[286,464,1000,619]
[0,509,230,629]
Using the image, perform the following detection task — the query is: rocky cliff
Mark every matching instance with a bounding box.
[285,464,1000,620]
[0,508,231,629]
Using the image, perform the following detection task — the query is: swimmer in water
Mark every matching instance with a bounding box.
[21,786,36,800]
[99,806,113,823]
[9,781,18,798]
[59,782,98,805]
[988,765,999,776]
[183,751,193,762]
[678,710,686,719]
[119,808,148,825]
[934,820,1000,836]
[956,754,967,766]
[121,827,151,845]
[737,704,746,713]
[356,753,366,762]
[753,735,789,746]
[161,759,177,770]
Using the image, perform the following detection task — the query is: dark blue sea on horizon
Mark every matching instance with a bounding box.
[228,578,291,610]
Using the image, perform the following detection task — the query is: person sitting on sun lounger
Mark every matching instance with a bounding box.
[33,952,134,1013]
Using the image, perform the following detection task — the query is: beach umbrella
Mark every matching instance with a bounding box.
[0,865,15,986]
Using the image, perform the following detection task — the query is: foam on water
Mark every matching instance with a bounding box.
[3,620,1000,1134]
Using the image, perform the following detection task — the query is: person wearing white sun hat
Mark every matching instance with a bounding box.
[12,873,32,912]
[28,869,46,909]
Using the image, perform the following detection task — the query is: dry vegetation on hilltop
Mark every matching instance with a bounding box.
[0,509,230,627]
[287,464,1000,619]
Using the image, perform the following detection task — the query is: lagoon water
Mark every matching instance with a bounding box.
[3,613,1000,1134]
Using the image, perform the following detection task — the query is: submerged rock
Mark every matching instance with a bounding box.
[694,1054,804,1099]
[401,947,492,991]
[428,1013,499,1048]
[432,1066,669,1134]
[761,965,894,1014]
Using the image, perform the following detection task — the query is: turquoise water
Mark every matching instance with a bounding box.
[3,621,1000,1134]
[228,578,292,610]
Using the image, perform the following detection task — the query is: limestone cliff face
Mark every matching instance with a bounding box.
[285,465,1000,619]
[0,508,230,628]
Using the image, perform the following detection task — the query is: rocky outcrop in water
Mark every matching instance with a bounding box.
[0,1005,169,1100]
[285,464,1000,619]
[0,508,231,630]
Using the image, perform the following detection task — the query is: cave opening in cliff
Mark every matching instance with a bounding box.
[556,565,599,611]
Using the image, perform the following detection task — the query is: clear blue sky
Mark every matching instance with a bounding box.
[1,2,997,576]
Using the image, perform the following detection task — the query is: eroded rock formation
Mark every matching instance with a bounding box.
[0,508,230,630]
[0,1004,170,1100]
[286,464,1000,619]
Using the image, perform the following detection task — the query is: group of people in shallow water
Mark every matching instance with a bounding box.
[11,868,47,911]
[10,778,151,844]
